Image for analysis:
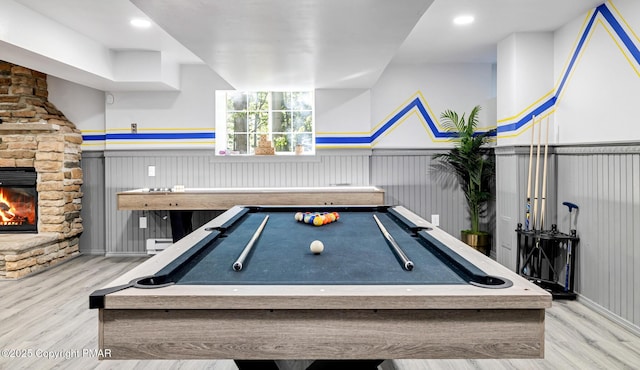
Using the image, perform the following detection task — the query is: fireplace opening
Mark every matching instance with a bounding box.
[0,168,38,233]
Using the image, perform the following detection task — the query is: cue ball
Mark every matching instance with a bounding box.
[310,240,324,254]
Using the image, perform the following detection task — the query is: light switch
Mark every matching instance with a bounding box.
[431,214,440,227]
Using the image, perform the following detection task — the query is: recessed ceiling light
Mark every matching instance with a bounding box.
[130,18,151,28]
[453,15,474,26]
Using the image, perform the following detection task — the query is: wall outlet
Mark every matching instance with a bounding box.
[139,216,147,229]
[431,214,440,227]
[131,123,137,133]
[148,165,155,177]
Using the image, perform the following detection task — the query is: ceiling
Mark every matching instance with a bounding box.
[5,0,603,91]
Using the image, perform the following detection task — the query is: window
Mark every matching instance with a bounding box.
[215,91,314,155]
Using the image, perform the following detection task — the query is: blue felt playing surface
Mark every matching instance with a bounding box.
[170,210,470,285]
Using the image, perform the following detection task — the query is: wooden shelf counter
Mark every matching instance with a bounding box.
[117,186,385,211]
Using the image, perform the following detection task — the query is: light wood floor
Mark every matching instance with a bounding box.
[1,255,639,370]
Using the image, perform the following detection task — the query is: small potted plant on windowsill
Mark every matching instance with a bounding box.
[294,134,305,155]
[432,105,496,255]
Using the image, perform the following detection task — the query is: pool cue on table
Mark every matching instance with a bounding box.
[525,115,536,231]
[233,215,269,271]
[373,215,414,271]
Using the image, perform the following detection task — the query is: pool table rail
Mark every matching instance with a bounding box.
[93,205,551,311]
[100,282,551,310]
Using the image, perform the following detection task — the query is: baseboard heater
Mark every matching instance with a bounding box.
[146,238,173,255]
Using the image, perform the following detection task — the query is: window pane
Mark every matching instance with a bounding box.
[248,92,269,111]
[272,92,288,110]
[294,133,313,151]
[291,92,312,110]
[228,113,248,132]
[293,111,312,131]
[227,92,247,111]
[272,111,291,133]
[230,133,248,154]
[247,112,269,133]
[273,133,291,152]
[226,135,235,151]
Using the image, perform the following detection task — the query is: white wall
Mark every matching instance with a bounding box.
[104,64,229,150]
[47,76,106,151]
[496,0,640,146]
[315,89,371,132]
[314,89,372,150]
[554,0,640,144]
[49,62,497,152]
[48,76,105,130]
[496,32,554,147]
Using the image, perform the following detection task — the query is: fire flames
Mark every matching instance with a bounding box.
[0,188,34,226]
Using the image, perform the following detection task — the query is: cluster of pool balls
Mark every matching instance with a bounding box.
[294,211,340,226]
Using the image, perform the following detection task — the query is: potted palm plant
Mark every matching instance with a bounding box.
[432,105,496,255]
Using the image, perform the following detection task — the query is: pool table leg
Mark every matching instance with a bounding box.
[169,210,193,242]
[306,360,384,369]
[234,360,384,370]
[234,360,279,370]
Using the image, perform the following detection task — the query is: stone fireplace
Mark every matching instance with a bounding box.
[0,61,83,279]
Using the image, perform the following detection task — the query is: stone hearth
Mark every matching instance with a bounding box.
[0,61,83,279]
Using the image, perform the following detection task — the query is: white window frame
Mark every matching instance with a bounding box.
[215,90,315,156]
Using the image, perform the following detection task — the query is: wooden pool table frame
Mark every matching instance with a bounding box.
[93,206,552,360]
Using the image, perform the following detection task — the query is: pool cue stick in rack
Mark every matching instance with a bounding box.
[537,117,557,278]
[233,215,269,271]
[539,117,550,231]
[520,116,561,284]
[521,115,546,277]
[525,115,536,231]
[521,115,540,275]
[532,114,542,231]
[373,215,414,271]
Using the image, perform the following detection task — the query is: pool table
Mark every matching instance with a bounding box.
[90,205,551,361]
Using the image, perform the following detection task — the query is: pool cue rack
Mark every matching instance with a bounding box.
[515,223,579,300]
